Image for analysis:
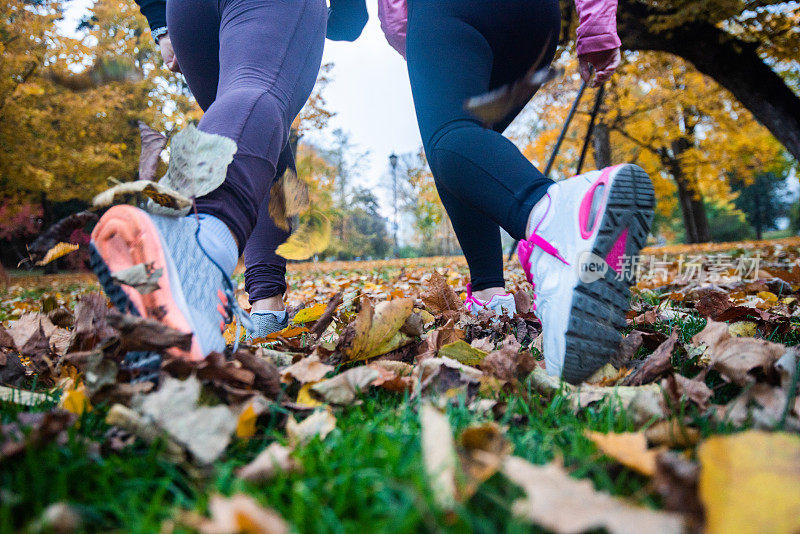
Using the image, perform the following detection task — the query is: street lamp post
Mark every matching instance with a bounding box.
[389,153,399,256]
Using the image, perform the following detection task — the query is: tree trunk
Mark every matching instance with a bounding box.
[666,156,711,243]
[618,1,800,162]
[593,122,612,168]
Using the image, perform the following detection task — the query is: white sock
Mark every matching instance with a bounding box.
[196,214,238,277]
[251,309,287,321]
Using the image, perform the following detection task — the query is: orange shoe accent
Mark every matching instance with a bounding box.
[91,205,205,361]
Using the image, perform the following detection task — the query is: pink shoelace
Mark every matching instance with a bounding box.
[517,203,570,311]
[465,283,511,312]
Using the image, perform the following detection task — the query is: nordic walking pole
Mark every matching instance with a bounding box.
[576,84,605,176]
[508,78,590,261]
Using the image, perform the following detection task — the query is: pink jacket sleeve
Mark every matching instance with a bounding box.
[574,0,621,56]
[377,0,408,58]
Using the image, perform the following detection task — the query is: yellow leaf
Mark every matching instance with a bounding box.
[343,298,414,361]
[236,404,258,439]
[728,321,757,338]
[276,211,331,261]
[292,302,328,324]
[757,291,778,302]
[36,243,79,266]
[438,340,487,366]
[296,382,324,408]
[59,385,91,415]
[699,431,800,534]
[584,430,659,476]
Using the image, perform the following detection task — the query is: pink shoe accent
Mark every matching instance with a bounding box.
[465,282,511,312]
[578,165,623,239]
[605,228,628,274]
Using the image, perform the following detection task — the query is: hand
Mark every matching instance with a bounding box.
[579,47,620,87]
[159,34,181,73]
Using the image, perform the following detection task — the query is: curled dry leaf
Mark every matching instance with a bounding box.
[612,330,644,368]
[369,360,414,393]
[699,431,800,534]
[107,311,193,353]
[237,442,300,483]
[644,419,700,449]
[110,263,163,295]
[417,319,464,360]
[310,366,379,405]
[35,242,80,267]
[276,210,331,261]
[106,404,185,462]
[692,319,787,385]
[420,403,458,511]
[663,373,712,411]
[623,329,678,386]
[137,121,167,181]
[269,168,311,231]
[280,355,333,385]
[92,180,192,213]
[339,298,414,362]
[457,422,512,500]
[652,452,703,520]
[25,211,97,266]
[502,456,685,534]
[286,409,336,446]
[415,356,482,401]
[181,493,288,534]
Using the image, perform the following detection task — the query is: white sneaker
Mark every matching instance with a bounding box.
[464,284,517,317]
[517,164,654,382]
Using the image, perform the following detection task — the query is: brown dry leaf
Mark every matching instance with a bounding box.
[236,443,300,483]
[67,293,117,353]
[584,430,659,476]
[35,242,80,266]
[7,312,57,350]
[420,271,464,314]
[693,289,732,319]
[502,456,685,534]
[0,410,75,462]
[182,493,288,534]
[420,403,457,511]
[107,312,193,353]
[285,409,336,446]
[134,376,237,465]
[663,373,713,411]
[232,350,281,398]
[623,329,678,386]
[644,420,700,448]
[269,168,310,232]
[340,298,414,361]
[613,331,644,368]
[92,180,192,213]
[438,340,487,366]
[137,121,167,181]
[457,422,512,500]
[418,319,464,360]
[481,338,537,382]
[699,431,800,534]
[368,361,414,393]
[310,366,380,405]
[691,319,787,385]
[280,356,333,385]
[415,356,482,401]
[585,363,625,385]
[652,452,703,520]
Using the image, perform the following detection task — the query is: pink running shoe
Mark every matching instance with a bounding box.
[518,164,654,383]
[464,283,517,317]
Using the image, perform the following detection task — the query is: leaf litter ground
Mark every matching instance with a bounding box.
[2,243,800,533]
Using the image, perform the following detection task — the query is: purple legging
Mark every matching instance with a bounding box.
[166,0,327,301]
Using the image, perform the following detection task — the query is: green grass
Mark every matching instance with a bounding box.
[1,378,733,533]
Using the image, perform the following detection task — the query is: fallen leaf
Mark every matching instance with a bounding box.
[0,352,26,387]
[236,404,258,439]
[35,242,79,266]
[699,431,800,534]
[295,383,324,408]
[612,331,644,368]
[481,339,537,382]
[1,410,75,462]
[276,210,331,261]
[420,271,464,314]
[663,373,712,411]
[181,493,288,534]
[280,356,333,384]
[692,319,787,385]
[502,456,685,534]
[457,422,512,499]
[232,350,281,398]
[728,321,757,337]
[693,289,732,319]
[67,293,117,353]
[25,211,97,266]
[339,298,414,361]
[269,168,310,231]
[135,376,237,464]
[438,340,487,366]
[237,442,300,483]
[652,452,703,520]
[623,329,678,386]
[417,319,464,360]
[586,363,626,385]
[160,123,237,199]
[28,502,82,534]
[644,419,700,448]
[285,409,336,446]
[292,302,327,324]
[584,430,659,476]
[310,366,379,405]
[368,361,414,393]
[415,356,482,401]
[420,403,457,511]
[110,263,163,295]
[107,311,193,353]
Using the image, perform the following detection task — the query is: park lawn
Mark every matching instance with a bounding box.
[2,244,800,533]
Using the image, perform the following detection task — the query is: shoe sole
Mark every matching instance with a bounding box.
[561,165,655,384]
[90,205,205,361]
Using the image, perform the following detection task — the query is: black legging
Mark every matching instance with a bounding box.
[407,0,560,290]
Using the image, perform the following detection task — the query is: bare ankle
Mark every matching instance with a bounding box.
[251,295,285,312]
